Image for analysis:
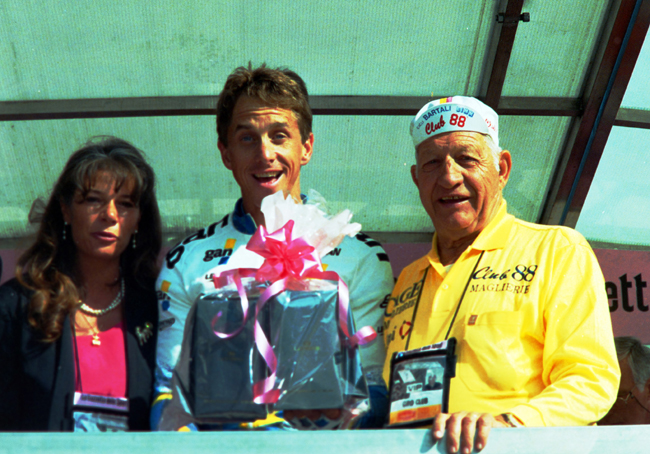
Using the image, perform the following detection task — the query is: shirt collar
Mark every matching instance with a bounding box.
[469,200,514,251]
[232,198,257,234]
[425,200,514,269]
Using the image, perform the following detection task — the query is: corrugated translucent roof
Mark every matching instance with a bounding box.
[502,0,611,97]
[1,0,648,248]
[0,0,497,99]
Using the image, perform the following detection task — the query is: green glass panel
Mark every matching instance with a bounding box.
[576,126,650,247]
[0,0,495,100]
[0,114,569,239]
[502,0,609,97]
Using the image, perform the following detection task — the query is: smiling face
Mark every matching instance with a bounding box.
[411,131,511,244]
[218,96,314,222]
[61,172,140,267]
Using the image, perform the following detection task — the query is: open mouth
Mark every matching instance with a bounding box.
[254,171,282,184]
[439,195,470,205]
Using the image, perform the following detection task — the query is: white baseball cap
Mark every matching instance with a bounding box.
[410,96,499,148]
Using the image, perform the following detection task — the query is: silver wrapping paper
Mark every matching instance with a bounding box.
[189,287,269,421]
[270,281,368,411]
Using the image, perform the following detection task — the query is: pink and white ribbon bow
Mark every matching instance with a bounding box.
[247,220,323,281]
[211,220,376,404]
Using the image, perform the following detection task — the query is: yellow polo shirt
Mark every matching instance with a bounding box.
[383,201,619,426]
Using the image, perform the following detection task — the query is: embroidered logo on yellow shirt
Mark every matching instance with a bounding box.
[384,273,426,318]
[399,321,412,339]
[468,264,537,294]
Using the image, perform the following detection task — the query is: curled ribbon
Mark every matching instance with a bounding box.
[211,220,376,405]
[248,220,323,281]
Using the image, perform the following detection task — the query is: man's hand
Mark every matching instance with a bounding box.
[432,412,509,453]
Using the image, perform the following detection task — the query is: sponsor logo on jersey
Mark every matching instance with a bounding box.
[164,218,228,270]
[165,244,185,270]
[203,248,233,262]
[157,282,172,311]
[203,238,236,263]
[157,292,171,311]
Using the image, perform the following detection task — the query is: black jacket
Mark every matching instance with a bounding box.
[0,277,157,431]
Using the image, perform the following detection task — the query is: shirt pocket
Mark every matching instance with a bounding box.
[457,311,530,392]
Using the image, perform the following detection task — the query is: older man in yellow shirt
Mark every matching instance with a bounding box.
[383,96,619,454]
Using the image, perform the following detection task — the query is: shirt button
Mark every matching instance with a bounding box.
[442,284,449,290]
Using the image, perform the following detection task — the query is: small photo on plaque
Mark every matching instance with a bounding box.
[387,338,456,427]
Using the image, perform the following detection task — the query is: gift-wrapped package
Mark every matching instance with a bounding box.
[269,279,368,411]
[178,191,374,427]
[188,279,269,422]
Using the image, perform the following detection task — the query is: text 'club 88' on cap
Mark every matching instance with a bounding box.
[410,96,499,149]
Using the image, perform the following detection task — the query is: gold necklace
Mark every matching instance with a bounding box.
[76,311,101,347]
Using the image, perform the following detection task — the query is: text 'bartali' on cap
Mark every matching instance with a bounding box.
[410,96,499,149]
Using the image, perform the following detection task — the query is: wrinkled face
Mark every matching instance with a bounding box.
[599,358,650,425]
[218,96,313,215]
[411,131,510,243]
[61,172,140,265]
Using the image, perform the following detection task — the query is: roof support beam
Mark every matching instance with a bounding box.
[615,107,650,129]
[539,0,650,227]
[0,96,582,121]
[483,0,526,110]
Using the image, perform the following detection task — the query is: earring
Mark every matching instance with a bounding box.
[63,221,67,240]
[132,230,138,249]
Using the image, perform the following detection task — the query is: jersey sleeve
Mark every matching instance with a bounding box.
[152,244,196,429]
[508,241,620,426]
[346,235,395,386]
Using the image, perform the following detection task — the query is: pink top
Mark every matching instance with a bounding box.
[74,320,127,398]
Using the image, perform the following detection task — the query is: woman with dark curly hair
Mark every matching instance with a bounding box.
[0,136,162,431]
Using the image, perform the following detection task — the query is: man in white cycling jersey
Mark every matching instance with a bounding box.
[152,64,394,430]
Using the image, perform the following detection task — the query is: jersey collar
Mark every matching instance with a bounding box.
[232,199,258,234]
[231,194,308,235]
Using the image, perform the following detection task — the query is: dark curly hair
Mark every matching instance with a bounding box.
[17,136,162,342]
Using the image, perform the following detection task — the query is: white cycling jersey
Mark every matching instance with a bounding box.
[154,199,394,404]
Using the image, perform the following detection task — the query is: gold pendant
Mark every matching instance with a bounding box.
[91,334,101,346]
